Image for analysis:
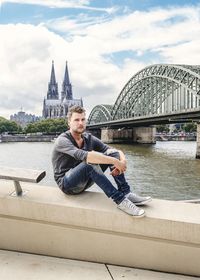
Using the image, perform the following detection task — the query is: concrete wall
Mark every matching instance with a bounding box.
[133,126,156,144]
[0,181,200,276]
[101,127,156,144]
[196,123,200,158]
[101,128,133,143]
[1,135,56,142]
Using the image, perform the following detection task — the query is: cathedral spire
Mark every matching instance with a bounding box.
[47,60,59,100]
[50,60,56,85]
[64,61,70,85]
[61,61,73,100]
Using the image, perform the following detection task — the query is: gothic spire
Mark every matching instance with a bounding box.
[64,61,70,85]
[50,60,56,85]
[47,60,59,100]
[61,61,73,100]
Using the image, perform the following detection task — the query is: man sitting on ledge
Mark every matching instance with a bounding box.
[52,105,152,217]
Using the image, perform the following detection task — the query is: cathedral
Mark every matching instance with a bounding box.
[42,61,83,119]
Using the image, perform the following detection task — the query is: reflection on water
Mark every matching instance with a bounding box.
[0,141,200,200]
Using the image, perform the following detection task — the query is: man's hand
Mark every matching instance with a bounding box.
[87,150,127,175]
[112,159,127,175]
[110,167,120,176]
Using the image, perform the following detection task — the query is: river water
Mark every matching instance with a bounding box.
[0,141,200,201]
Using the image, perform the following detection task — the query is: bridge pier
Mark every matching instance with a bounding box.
[196,123,200,159]
[101,128,114,144]
[100,126,156,144]
[133,126,156,144]
[101,128,133,143]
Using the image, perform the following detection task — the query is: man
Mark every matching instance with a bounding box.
[52,105,152,217]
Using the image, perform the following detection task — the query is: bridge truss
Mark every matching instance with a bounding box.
[88,64,200,124]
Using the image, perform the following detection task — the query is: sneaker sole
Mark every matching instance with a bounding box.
[117,208,146,218]
[132,212,145,218]
[134,197,152,206]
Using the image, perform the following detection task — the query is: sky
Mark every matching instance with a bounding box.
[0,0,200,119]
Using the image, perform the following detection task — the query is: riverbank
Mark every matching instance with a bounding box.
[155,134,196,141]
[0,134,196,143]
[0,134,56,142]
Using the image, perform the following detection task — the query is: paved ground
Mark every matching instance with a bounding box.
[0,250,198,280]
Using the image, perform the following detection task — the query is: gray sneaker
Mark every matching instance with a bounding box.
[126,192,152,206]
[117,198,145,217]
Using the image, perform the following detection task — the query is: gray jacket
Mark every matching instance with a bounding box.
[52,131,109,187]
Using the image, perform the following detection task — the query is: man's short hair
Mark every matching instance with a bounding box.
[67,105,86,120]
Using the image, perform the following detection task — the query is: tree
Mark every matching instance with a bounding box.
[183,122,197,133]
[0,117,22,133]
[25,118,67,134]
[156,124,170,133]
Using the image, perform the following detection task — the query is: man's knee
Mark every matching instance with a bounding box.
[62,176,87,195]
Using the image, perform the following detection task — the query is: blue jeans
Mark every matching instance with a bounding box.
[62,150,130,204]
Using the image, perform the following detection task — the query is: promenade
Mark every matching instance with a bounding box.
[0,250,197,280]
[1,181,200,277]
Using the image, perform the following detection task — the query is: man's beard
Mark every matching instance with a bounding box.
[73,126,86,134]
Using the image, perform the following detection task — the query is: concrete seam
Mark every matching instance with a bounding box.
[105,264,115,280]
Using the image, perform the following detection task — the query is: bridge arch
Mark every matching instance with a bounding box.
[87,64,200,124]
[88,104,113,124]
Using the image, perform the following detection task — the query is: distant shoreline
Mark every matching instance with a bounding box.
[0,133,196,143]
[0,134,57,143]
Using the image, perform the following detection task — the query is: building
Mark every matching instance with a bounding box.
[42,61,83,119]
[10,110,41,128]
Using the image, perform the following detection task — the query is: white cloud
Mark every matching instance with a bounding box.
[157,40,200,64]
[0,24,69,117]
[44,5,200,57]
[1,4,200,119]
[1,0,117,13]
[2,0,89,8]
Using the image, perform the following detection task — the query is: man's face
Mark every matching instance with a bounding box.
[68,112,86,134]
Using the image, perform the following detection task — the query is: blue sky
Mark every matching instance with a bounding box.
[0,0,200,118]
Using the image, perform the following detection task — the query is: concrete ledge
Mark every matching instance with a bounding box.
[0,181,200,276]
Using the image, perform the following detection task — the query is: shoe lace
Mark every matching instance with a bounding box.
[123,199,138,211]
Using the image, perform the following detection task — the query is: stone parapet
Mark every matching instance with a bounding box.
[0,181,200,276]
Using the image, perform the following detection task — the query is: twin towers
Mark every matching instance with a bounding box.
[42,61,83,119]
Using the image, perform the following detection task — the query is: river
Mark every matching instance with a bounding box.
[0,141,200,201]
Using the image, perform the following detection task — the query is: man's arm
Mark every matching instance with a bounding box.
[117,149,126,162]
[107,149,127,176]
[86,151,126,174]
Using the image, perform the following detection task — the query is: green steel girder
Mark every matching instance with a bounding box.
[87,64,200,124]
[88,104,113,124]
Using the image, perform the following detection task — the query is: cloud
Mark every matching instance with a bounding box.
[44,5,200,57]
[1,0,117,13]
[1,4,200,119]
[2,0,90,8]
[157,39,200,64]
[0,24,69,117]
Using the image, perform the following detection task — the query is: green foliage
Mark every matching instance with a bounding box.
[0,116,22,133]
[25,118,67,134]
[183,122,197,133]
[156,124,170,133]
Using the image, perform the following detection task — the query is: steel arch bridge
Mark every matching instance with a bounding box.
[88,64,200,125]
